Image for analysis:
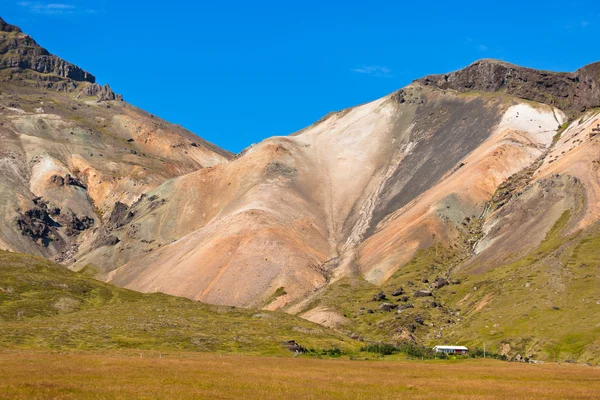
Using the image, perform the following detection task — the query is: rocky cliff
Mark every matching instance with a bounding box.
[0,17,95,83]
[417,59,600,115]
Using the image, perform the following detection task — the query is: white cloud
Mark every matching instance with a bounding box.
[17,1,98,15]
[478,44,488,51]
[351,65,393,77]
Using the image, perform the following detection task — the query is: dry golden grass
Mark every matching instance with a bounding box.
[0,351,598,399]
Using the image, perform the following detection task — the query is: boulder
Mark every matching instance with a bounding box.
[414,290,433,298]
[433,278,449,289]
[281,340,306,353]
[372,291,387,301]
[379,303,397,312]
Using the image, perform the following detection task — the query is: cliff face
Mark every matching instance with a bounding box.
[417,59,600,115]
[0,17,95,83]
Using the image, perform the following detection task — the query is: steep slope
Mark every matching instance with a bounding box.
[105,79,566,309]
[0,17,232,261]
[102,58,599,362]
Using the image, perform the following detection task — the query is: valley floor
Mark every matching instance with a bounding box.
[0,351,598,399]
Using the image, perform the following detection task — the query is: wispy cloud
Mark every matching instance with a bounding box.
[351,65,393,77]
[466,38,489,52]
[565,20,591,30]
[17,1,99,15]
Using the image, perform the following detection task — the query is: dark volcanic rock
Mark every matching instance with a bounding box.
[417,59,600,116]
[372,291,387,301]
[64,174,87,189]
[0,18,21,33]
[79,83,123,102]
[379,302,398,312]
[0,17,95,83]
[108,201,135,229]
[282,340,306,353]
[15,203,60,246]
[59,212,94,236]
[391,288,404,296]
[49,174,65,186]
[414,290,433,298]
[92,230,120,249]
[433,278,449,289]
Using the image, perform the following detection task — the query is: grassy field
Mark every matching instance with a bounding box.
[0,251,357,355]
[0,351,598,399]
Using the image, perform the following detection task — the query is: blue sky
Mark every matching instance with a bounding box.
[2,0,598,153]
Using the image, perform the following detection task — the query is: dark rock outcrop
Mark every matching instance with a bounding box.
[78,83,123,102]
[64,174,87,189]
[0,17,95,83]
[417,59,600,115]
[58,211,94,236]
[379,302,397,312]
[0,17,21,33]
[15,199,61,246]
[414,290,433,298]
[372,291,387,301]
[432,278,448,289]
[107,202,135,229]
[91,230,120,249]
[281,340,306,353]
[49,174,65,186]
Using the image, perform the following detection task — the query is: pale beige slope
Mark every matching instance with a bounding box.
[105,95,407,306]
[105,87,563,309]
[106,138,333,307]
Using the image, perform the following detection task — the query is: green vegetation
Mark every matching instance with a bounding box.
[0,251,358,355]
[442,213,600,363]
[294,245,463,345]
[291,211,599,364]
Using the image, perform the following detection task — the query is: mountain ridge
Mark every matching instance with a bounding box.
[0,16,599,363]
[417,58,600,116]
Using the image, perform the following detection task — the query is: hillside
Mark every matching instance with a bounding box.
[0,16,232,262]
[0,251,356,354]
[0,16,598,364]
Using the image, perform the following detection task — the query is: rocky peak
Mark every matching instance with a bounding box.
[416,59,600,116]
[0,17,21,33]
[0,16,95,83]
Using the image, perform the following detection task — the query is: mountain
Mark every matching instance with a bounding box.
[0,17,598,363]
[0,17,232,262]
[103,60,599,362]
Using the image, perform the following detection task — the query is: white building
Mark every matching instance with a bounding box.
[432,345,469,355]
